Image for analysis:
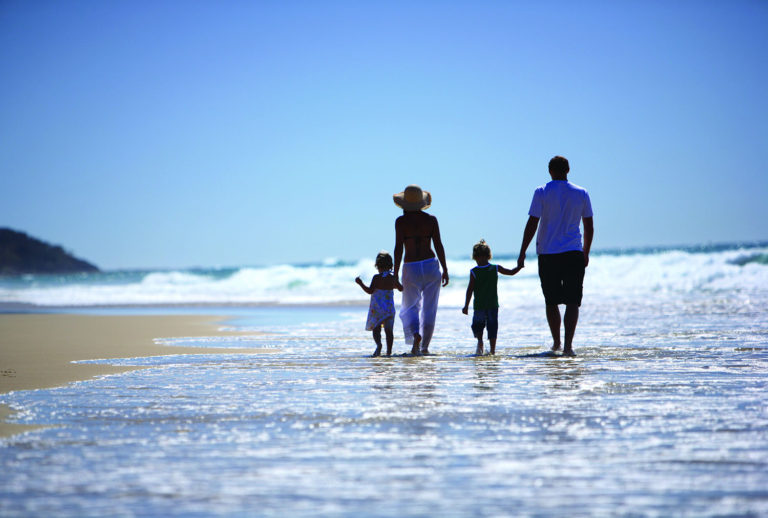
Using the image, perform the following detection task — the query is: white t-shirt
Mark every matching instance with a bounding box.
[528,180,593,255]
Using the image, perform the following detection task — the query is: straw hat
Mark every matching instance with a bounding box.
[393,185,432,210]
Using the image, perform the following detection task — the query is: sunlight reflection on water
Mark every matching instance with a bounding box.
[1,302,767,517]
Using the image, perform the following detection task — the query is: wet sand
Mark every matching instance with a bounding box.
[0,313,266,437]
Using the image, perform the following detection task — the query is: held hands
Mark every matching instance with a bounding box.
[517,253,525,269]
[499,264,523,276]
[395,278,403,292]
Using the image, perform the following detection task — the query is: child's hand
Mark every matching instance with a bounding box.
[462,306,468,315]
[395,279,403,292]
[355,276,362,284]
[499,265,523,276]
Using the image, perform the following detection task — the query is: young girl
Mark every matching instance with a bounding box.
[355,251,402,357]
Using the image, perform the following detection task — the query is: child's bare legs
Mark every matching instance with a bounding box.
[471,310,485,356]
[383,318,394,357]
[372,326,383,357]
[487,309,498,355]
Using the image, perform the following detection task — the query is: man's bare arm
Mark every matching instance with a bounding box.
[517,216,539,269]
[582,216,594,267]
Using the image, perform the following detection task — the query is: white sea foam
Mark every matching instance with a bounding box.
[0,245,766,307]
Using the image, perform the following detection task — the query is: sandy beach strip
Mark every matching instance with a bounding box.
[0,313,269,437]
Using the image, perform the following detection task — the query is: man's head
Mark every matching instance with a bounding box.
[548,156,569,180]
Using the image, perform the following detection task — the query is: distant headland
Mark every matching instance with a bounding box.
[0,228,99,275]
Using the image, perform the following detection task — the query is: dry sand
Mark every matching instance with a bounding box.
[0,313,268,437]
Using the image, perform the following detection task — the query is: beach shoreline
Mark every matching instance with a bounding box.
[0,313,269,437]
[0,301,370,313]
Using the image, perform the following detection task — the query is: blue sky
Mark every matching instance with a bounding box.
[1,1,766,270]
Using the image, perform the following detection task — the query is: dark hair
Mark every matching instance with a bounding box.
[375,251,393,271]
[472,239,492,260]
[548,156,570,176]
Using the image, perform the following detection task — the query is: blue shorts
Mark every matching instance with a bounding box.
[471,308,498,340]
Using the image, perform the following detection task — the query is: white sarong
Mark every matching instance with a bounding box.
[399,257,441,351]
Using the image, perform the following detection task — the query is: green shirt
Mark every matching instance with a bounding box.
[471,264,498,310]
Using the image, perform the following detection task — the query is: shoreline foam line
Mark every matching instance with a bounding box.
[0,313,269,438]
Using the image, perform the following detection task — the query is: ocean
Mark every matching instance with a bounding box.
[1,243,767,517]
[2,242,767,309]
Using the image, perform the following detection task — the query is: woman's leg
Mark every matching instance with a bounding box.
[399,263,423,347]
[419,260,442,353]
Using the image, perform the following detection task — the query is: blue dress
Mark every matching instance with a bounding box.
[365,271,396,330]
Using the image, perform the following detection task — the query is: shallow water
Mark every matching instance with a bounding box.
[1,299,767,517]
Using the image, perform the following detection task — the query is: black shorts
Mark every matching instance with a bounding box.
[538,251,586,306]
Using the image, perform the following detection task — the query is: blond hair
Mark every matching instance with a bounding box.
[472,239,492,260]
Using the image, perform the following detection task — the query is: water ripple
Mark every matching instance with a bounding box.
[1,303,767,517]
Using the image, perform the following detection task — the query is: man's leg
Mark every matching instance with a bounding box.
[539,254,563,352]
[563,304,579,355]
[546,304,562,351]
[561,251,585,356]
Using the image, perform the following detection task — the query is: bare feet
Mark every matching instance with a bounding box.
[562,348,576,357]
[551,342,562,352]
[411,333,422,356]
[475,340,484,356]
[372,347,381,357]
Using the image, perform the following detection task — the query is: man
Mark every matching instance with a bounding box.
[517,156,594,356]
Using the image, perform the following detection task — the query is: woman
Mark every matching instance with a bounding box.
[393,184,449,355]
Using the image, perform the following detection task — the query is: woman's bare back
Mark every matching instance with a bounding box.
[396,211,437,262]
[393,209,449,288]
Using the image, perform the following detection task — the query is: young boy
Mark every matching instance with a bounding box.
[462,240,522,355]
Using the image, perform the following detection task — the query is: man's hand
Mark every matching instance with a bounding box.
[442,271,450,287]
[462,306,468,315]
